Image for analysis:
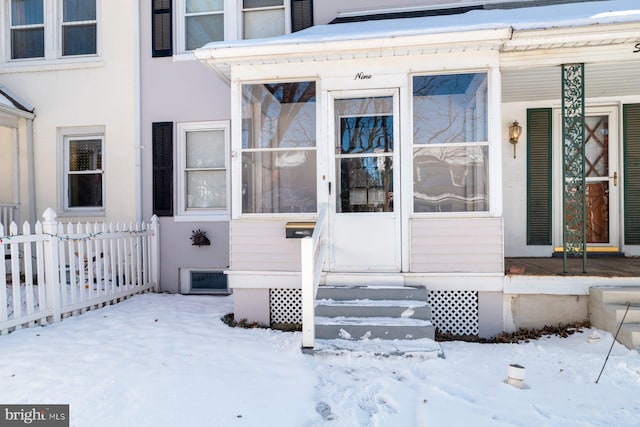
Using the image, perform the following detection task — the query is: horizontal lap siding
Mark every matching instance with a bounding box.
[410,218,503,273]
[230,221,301,271]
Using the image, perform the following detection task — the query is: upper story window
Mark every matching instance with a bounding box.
[61,0,97,56]
[6,0,98,62]
[173,0,312,55]
[10,0,44,59]
[185,0,224,51]
[242,0,284,40]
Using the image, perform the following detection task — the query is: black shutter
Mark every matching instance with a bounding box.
[152,0,172,57]
[527,109,552,245]
[624,104,640,244]
[291,0,313,32]
[152,122,173,216]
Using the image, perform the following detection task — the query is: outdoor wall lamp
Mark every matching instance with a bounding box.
[509,121,522,159]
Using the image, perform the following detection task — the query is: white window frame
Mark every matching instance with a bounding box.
[240,0,289,40]
[180,268,229,295]
[59,0,98,58]
[174,0,291,57]
[1,0,100,66]
[176,120,230,221]
[58,125,106,216]
[410,71,491,217]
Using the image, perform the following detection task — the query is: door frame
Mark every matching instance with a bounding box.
[552,105,621,251]
[327,88,402,272]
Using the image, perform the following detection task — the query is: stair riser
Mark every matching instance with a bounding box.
[316,287,427,301]
[617,325,640,350]
[315,324,435,340]
[315,305,432,320]
[591,287,640,305]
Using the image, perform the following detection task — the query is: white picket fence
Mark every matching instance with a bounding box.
[1,208,159,334]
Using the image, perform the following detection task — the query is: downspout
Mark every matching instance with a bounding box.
[134,0,142,224]
[26,118,36,225]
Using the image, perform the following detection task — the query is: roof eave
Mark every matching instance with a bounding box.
[195,27,513,82]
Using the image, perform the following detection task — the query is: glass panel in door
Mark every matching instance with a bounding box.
[585,115,610,244]
[330,94,400,272]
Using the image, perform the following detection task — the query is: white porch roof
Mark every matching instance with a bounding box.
[195,0,640,81]
[0,85,34,119]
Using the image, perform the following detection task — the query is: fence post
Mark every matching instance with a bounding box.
[149,215,160,292]
[42,208,61,323]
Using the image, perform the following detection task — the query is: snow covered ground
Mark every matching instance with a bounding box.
[1,293,639,427]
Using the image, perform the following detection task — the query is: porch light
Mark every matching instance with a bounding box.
[509,121,522,159]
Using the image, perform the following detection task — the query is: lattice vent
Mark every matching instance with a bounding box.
[428,290,479,336]
[269,289,302,325]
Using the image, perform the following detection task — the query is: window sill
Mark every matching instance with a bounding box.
[0,57,104,74]
[172,52,197,62]
[174,213,230,222]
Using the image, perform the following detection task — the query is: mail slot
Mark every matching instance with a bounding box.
[285,222,316,238]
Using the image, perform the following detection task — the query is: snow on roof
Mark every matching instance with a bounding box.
[198,0,640,51]
[0,84,34,115]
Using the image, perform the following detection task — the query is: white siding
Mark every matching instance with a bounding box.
[410,217,503,273]
[230,220,301,271]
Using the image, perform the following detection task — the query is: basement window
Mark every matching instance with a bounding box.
[180,269,229,295]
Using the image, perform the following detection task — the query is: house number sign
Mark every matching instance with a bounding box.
[354,72,372,80]
[634,42,640,53]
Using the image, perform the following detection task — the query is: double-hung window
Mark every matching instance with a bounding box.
[412,73,489,213]
[183,0,224,51]
[61,0,97,56]
[63,129,105,212]
[174,1,312,54]
[242,0,285,40]
[7,0,97,61]
[177,121,229,218]
[10,0,45,59]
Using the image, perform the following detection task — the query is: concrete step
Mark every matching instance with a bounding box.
[617,324,640,350]
[315,316,435,340]
[310,338,443,359]
[315,302,432,320]
[316,286,427,301]
[590,286,640,305]
[590,302,640,333]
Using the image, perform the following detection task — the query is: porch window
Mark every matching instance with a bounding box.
[242,0,285,39]
[177,121,229,217]
[412,73,489,213]
[241,81,317,214]
[64,134,104,210]
[10,0,45,59]
[61,0,97,56]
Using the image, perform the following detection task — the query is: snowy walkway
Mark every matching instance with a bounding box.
[0,293,639,426]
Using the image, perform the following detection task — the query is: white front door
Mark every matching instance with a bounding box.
[554,106,620,250]
[328,90,401,272]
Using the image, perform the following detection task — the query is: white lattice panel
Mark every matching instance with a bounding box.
[428,290,479,336]
[270,289,302,324]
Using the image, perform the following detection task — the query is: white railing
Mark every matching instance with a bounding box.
[301,203,328,349]
[1,208,159,334]
[0,203,17,232]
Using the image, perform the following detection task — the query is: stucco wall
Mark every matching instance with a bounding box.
[139,0,231,293]
[505,294,589,331]
[0,0,139,223]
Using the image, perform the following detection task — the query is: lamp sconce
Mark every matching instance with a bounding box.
[509,121,522,159]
